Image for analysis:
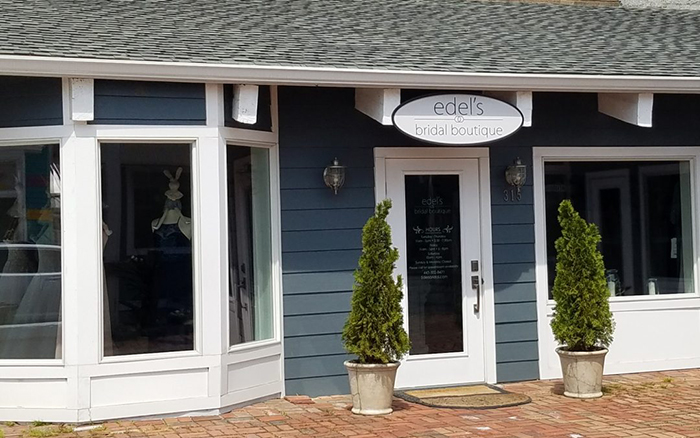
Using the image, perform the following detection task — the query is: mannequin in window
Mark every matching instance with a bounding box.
[0,176,37,313]
[7,204,61,359]
[148,168,192,341]
[151,168,191,241]
[103,221,114,356]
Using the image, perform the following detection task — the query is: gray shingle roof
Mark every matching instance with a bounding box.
[0,0,699,77]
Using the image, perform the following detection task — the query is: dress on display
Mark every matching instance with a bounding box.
[151,221,192,313]
[0,240,37,308]
[1,224,61,359]
[103,222,113,356]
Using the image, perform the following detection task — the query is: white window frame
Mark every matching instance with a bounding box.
[0,138,65,367]
[97,139,202,363]
[222,139,282,353]
[534,146,700,379]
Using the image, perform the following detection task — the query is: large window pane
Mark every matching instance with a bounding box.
[405,174,463,355]
[102,143,194,356]
[545,160,694,297]
[228,146,273,346]
[0,144,61,359]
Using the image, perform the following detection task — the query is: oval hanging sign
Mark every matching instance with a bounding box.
[392,94,524,145]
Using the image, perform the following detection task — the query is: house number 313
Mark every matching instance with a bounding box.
[503,188,522,202]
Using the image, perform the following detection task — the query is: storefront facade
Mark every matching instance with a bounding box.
[280,88,700,396]
[2,0,700,424]
[2,76,700,422]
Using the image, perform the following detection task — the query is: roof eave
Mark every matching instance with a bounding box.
[1,55,700,93]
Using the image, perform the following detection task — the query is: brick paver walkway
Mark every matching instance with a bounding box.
[4,369,700,437]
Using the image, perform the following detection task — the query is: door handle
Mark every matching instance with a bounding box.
[472,275,480,313]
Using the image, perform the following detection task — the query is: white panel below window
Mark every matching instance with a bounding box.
[90,369,208,407]
[0,379,68,408]
[540,306,700,379]
[227,355,281,394]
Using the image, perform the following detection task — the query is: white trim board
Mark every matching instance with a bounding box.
[2,55,700,92]
[373,147,497,385]
[533,146,700,380]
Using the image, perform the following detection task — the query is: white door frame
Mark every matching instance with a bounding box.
[374,147,497,384]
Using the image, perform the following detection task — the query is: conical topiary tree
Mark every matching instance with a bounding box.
[550,200,614,351]
[342,199,410,364]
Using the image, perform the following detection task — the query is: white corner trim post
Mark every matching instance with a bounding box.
[484,91,532,127]
[598,93,654,128]
[69,78,94,122]
[355,88,401,125]
[232,84,259,125]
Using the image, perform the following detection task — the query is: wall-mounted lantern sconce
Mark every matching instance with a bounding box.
[505,157,527,195]
[323,157,346,195]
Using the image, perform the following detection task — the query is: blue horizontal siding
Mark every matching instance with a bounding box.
[493,263,535,284]
[282,229,362,252]
[280,147,374,168]
[494,282,537,304]
[285,334,346,359]
[286,354,353,380]
[495,322,538,343]
[286,375,349,397]
[284,292,353,316]
[281,208,374,232]
[489,144,540,383]
[0,77,62,127]
[92,80,205,125]
[280,87,541,394]
[280,91,700,392]
[280,88,380,397]
[492,225,535,245]
[496,341,539,363]
[280,188,374,211]
[494,302,538,324]
[497,361,540,383]
[282,250,361,274]
[283,271,355,294]
[493,244,535,264]
[492,205,534,225]
[281,167,375,190]
[285,313,347,337]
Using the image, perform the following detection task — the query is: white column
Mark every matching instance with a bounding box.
[200,84,228,397]
[61,128,101,421]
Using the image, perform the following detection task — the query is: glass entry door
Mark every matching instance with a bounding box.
[386,158,485,388]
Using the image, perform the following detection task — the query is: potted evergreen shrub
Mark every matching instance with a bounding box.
[342,199,410,415]
[551,200,615,398]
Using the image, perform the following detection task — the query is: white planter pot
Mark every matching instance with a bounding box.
[344,360,400,415]
[556,347,608,399]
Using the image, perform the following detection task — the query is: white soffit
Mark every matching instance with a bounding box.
[484,91,532,127]
[232,84,259,124]
[70,78,94,122]
[355,88,401,125]
[598,93,654,127]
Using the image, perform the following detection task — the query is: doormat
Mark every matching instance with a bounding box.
[395,384,531,409]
